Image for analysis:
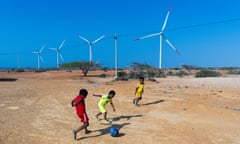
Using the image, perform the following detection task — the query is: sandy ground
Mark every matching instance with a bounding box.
[0,70,240,144]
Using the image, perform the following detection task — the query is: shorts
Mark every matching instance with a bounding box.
[77,113,89,123]
[98,104,107,113]
[136,92,142,99]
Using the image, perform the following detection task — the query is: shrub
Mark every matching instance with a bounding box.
[155,69,166,78]
[175,69,189,77]
[117,71,128,81]
[195,70,221,77]
[99,73,107,78]
[34,69,46,73]
[228,69,240,75]
[15,69,25,72]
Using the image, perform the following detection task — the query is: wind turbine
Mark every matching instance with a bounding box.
[49,40,65,69]
[114,33,118,79]
[135,7,180,69]
[32,45,44,70]
[77,34,106,63]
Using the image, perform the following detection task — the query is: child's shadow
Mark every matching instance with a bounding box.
[141,99,164,106]
[111,114,142,121]
[77,123,130,141]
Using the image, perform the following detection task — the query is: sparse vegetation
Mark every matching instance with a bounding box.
[116,71,128,81]
[195,69,221,77]
[15,69,25,72]
[34,69,46,73]
[60,61,101,76]
[181,64,202,70]
[129,62,166,79]
[228,69,240,75]
[99,73,107,78]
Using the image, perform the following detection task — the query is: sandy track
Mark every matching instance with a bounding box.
[0,71,240,144]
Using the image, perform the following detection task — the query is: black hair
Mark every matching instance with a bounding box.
[108,90,116,96]
[139,76,144,80]
[79,88,88,97]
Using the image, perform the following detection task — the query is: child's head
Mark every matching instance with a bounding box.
[108,90,116,98]
[79,88,88,97]
[139,76,144,83]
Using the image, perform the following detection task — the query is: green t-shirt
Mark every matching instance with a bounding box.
[98,95,112,107]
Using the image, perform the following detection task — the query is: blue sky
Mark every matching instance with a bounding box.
[1,0,240,68]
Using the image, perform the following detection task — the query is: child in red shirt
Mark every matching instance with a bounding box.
[71,88,90,140]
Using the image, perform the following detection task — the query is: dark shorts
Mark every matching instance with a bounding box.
[77,113,89,123]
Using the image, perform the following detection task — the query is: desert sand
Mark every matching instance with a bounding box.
[0,70,240,144]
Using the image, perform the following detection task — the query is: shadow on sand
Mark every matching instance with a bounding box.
[111,114,142,121]
[77,123,130,141]
[141,99,164,106]
[0,78,18,82]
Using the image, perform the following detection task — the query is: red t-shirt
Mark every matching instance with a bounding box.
[73,95,86,116]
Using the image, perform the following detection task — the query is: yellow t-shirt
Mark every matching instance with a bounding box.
[136,83,144,97]
[98,95,112,107]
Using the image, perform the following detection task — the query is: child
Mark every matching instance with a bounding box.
[71,88,90,140]
[93,90,116,124]
[133,76,144,106]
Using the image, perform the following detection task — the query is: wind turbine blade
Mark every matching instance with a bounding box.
[40,56,44,63]
[32,51,38,54]
[49,48,57,51]
[161,10,170,32]
[39,45,45,53]
[162,34,181,55]
[78,35,90,44]
[135,33,160,40]
[92,34,105,44]
[59,40,65,49]
[59,53,64,62]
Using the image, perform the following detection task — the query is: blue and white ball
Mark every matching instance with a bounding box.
[109,127,119,137]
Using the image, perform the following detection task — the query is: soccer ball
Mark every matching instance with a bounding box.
[109,127,119,137]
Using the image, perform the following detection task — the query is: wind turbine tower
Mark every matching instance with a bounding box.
[49,40,65,69]
[32,45,45,70]
[114,33,118,79]
[135,7,180,69]
[78,34,105,63]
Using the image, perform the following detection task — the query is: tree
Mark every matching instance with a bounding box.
[129,62,165,78]
[60,61,101,76]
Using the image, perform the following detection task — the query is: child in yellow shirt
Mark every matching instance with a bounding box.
[133,77,144,106]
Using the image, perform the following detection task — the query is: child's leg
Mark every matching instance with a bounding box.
[133,98,137,104]
[135,97,142,105]
[72,122,89,140]
[84,125,91,134]
[95,112,102,118]
[74,122,89,133]
[103,112,111,124]
[103,112,108,120]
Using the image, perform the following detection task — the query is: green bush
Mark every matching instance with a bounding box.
[34,69,46,73]
[228,69,240,74]
[117,71,128,81]
[15,69,25,72]
[195,70,221,77]
[99,73,107,78]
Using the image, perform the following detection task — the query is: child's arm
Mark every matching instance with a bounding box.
[93,94,102,97]
[110,102,116,112]
[71,100,75,107]
[134,87,138,95]
[71,99,83,107]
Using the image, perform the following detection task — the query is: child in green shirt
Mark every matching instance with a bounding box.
[93,90,116,124]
